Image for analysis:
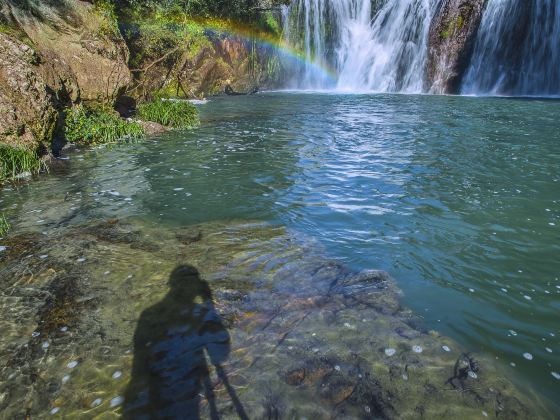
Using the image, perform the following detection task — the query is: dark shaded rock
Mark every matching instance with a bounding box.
[426,0,488,93]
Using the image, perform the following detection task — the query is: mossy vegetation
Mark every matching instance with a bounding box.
[137,99,200,129]
[64,105,145,145]
[0,144,46,184]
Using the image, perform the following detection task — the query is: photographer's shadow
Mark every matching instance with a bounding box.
[124,265,248,419]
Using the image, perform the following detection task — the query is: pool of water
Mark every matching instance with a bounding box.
[1,92,559,414]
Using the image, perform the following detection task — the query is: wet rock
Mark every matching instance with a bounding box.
[426,0,487,93]
[138,120,169,136]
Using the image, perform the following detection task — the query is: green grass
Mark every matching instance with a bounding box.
[0,214,10,237]
[137,99,200,129]
[0,144,46,184]
[65,105,145,145]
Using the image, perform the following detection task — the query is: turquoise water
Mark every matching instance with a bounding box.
[1,92,559,410]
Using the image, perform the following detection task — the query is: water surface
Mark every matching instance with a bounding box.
[1,92,559,413]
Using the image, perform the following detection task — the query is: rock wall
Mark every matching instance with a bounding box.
[0,0,132,151]
[0,33,58,150]
[426,0,487,94]
[124,21,283,100]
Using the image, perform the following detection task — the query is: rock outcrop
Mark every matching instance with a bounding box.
[426,0,487,94]
[0,33,57,150]
[2,0,131,104]
[0,0,132,151]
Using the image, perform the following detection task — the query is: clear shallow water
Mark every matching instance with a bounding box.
[1,92,560,410]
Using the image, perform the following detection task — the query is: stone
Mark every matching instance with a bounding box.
[426,0,488,93]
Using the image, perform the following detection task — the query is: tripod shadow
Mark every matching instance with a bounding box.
[123,265,248,419]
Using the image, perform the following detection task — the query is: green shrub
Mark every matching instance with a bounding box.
[65,105,145,145]
[0,214,10,237]
[0,144,46,184]
[137,99,200,129]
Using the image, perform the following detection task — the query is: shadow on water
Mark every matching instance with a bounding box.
[123,265,248,419]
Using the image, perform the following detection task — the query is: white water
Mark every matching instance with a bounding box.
[462,0,560,96]
[282,0,437,92]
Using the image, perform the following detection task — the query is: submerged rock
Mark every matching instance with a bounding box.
[0,219,553,418]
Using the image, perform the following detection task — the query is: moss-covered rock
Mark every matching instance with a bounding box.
[426,0,488,94]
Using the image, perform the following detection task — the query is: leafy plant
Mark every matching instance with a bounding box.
[137,99,200,129]
[0,145,46,184]
[64,105,145,145]
[0,214,10,237]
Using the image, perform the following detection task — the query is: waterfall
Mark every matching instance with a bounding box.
[462,0,560,96]
[282,0,438,92]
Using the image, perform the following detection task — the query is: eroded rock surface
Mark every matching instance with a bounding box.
[426,0,487,94]
[0,33,57,150]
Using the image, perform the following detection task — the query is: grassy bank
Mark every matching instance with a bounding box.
[137,99,200,129]
[65,105,145,145]
[0,145,46,184]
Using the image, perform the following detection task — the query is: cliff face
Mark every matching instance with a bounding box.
[0,33,58,150]
[426,0,487,94]
[126,29,281,100]
[0,0,132,151]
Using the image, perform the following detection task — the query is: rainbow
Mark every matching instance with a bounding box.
[151,13,338,83]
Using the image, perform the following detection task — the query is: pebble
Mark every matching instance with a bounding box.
[112,370,122,380]
[546,347,552,353]
[42,341,50,349]
[508,330,518,336]
[402,373,408,381]
[0,246,6,252]
[523,295,532,300]
[39,255,48,259]
[385,348,396,357]
[442,345,451,352]
[334,365,341,371]
[510,362,516,367]
[110,396,124,408]
[62,375,70,384]
[50,407,59,415]
[469,288,475,293]
[552,372,560,380]
[412,345,423,353]
[67,361,78,369]
[523,352,533,361]
[468,371,478,379]
[91,398,102,408]
[77,258,86,263]
[482,411,488,417]
[60,326,68,332]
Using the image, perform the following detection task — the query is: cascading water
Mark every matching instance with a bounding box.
[282,0,438,92]
[462,0,560,96]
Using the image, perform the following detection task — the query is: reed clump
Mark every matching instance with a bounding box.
[0,144,46,184]
[137,99,200,129]
[65,105,145,145]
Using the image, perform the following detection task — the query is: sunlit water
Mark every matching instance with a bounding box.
[1,93,559,412]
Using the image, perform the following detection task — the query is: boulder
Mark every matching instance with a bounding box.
[426,0,487,94]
